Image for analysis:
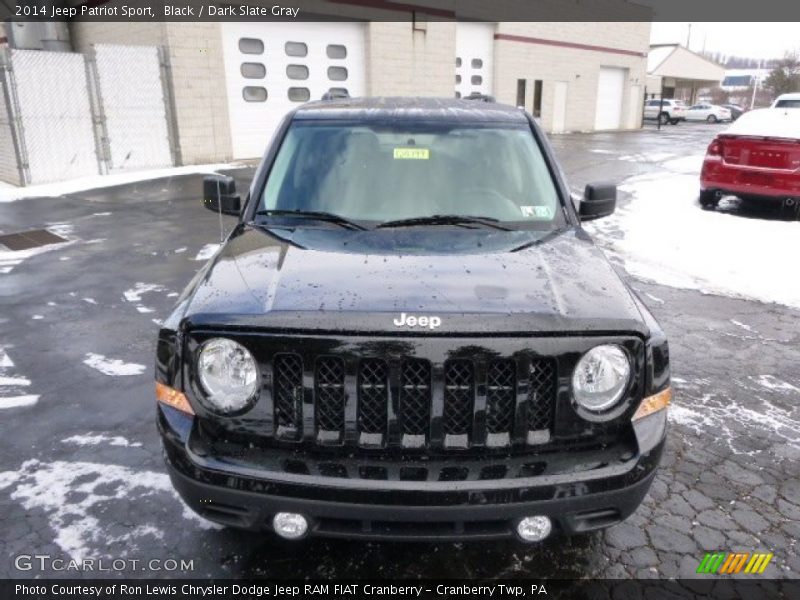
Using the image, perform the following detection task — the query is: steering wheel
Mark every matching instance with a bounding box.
[454,186,523,221]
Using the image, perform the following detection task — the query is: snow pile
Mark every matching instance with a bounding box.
[0,163,246,202]
[194,243,221,261]
[62,433,143,448]
[586,170,800,309]
[0,346,38,410]
[82,353,146,377]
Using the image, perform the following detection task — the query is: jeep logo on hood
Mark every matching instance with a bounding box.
[393,312,442,330]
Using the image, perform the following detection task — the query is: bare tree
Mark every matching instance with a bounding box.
[764,51,800,96]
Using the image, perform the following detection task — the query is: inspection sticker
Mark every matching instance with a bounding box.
[520,205,553,218]
[393,148,430,160]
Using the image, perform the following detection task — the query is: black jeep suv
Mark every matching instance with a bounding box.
[156,97,670,542]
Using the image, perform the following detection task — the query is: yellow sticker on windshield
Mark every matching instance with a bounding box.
[393,148,430,160]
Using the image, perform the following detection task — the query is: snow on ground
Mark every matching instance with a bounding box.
[0,235,76,275]
[123,282,166,303]
[669,383,800,455]
[194,243,222,261]
[62,433,142,448]
[0,163,246,203]
[0,346,39,410]
[0,459,219,561]
[82,353,146,377]
[585,165,800,309]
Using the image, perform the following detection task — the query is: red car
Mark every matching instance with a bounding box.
[700,108,800,209]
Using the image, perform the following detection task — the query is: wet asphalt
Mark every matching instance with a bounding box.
[0,121,798,580]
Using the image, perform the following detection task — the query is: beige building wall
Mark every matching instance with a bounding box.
[366,21,455,97]
[163,23,232,164]
[494,22,650,132]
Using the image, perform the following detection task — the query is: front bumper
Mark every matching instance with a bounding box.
[158,405,666,541]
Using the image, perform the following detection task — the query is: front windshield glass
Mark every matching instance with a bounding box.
[259,121,564,228]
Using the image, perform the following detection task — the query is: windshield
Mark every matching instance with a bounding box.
[258,121,565,229]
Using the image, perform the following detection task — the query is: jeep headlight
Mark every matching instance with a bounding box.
[572,344,631,412]
[197,338,258,413]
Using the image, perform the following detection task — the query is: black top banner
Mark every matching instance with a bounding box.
[1,0,800,22]
[3,579,800,600]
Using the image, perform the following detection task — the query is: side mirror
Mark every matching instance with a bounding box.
[579,182,616,221]
[203,175,241,216]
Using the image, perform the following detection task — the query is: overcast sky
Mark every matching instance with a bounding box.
[650,23,799,59]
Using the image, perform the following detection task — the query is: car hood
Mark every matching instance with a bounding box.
[177,225,647,336]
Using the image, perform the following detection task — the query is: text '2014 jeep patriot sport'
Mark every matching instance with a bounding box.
[156,97,671,543]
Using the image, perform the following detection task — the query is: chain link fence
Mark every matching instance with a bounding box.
[0,44,178,186]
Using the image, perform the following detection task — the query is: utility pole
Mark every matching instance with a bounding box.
[686,23,692,49]
[750,59,762,109]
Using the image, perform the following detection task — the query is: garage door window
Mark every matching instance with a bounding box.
[288,87,310,102]
[328,66,348,81]
[328,87,349,96]
[239,38,264,55]
[471,75,482,85]
[287,65,309,80]
[243,86,267,102]
[327,45,347,59]
[471,59,483,69]
[456,57,462,67]
[285,42,308,57]
[240,62,266,79]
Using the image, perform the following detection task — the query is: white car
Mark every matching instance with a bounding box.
[771,93,800,108]
[685,103,732,123]
[643,99,688,124]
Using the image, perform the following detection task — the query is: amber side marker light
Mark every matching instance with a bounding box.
[155,381,195,415]
[632,387,671,421]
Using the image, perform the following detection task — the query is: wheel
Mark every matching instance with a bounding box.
[699,189,719,209]
[706,115,718,123]
[669,118,679,125]
[658,112,670,126]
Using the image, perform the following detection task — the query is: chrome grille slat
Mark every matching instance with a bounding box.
[485,359,516,433]
[527,358,557,436]
[399,358,432,437]
[273,353,303,439]
[357,359,389,437]
[315,357,346,434]
[443,360,474,436]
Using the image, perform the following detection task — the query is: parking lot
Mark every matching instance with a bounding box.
[1,122,798,580]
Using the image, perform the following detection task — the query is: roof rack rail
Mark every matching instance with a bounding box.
[463,92,496,103]
[321,89,350,101]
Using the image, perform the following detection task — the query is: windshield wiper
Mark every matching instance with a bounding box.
[254,209,366,230]
[376,214,512,231]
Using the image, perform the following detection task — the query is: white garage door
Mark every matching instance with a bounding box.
[455,22,494,98]
[221,22,366,159]
[594,67,627,130]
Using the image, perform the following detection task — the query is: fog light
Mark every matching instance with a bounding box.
[272,512,308,540]
[516,516,552,542]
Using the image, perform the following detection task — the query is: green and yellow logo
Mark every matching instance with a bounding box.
[697,552,773,575]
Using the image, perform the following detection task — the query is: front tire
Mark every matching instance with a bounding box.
[706,115,718,123]
[699,190,719,209]
[669,118,679,125]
